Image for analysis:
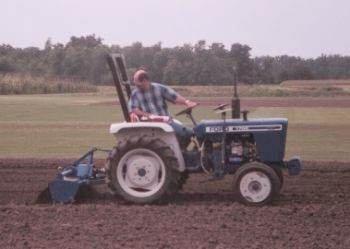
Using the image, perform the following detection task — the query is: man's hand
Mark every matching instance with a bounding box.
[129,112,139,122]
[185,99,198,108]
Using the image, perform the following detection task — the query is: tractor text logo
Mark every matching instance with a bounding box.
[205,125,282,133]
[205,126,248,133]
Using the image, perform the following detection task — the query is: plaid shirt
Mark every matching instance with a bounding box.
[128,82,178,116]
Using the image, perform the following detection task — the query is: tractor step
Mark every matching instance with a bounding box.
[200,172,225,183]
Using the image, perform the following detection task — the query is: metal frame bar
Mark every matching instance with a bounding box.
[106,53,132,122]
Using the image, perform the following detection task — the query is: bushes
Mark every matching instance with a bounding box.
[246,85,350,97]
[247,86,290,97]
[0,74,97,95]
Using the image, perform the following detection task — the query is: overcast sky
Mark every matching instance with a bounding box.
[2,0,349,57]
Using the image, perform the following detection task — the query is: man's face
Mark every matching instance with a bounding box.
[133,70,149,91]
[133,77,145,90]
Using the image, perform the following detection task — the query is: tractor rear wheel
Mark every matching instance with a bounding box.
[106,136,181,204]
[233,162,281,206]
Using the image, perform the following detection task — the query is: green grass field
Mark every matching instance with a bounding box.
[0,89,349,161]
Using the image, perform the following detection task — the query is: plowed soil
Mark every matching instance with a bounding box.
[0,159,349,249]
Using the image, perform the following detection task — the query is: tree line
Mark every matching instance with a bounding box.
[1,34,350,85]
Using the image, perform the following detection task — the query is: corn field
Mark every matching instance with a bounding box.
[0,74,97,95]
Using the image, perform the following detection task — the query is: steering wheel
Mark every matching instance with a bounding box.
[213,103,229,111]
[175,103,198,116]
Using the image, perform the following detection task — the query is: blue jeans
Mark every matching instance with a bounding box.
[169,121,193,147]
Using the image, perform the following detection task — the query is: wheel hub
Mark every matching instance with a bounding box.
[138,168,147,177]
[249,181,262,193]
[126,156,159,188]
[239,171,272,203]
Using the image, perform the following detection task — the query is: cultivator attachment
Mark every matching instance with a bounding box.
[38,148,110,204]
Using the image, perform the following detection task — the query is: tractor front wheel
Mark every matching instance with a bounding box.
[233,162,281,206]
[271,165,284,194]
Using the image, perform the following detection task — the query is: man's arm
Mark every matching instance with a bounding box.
[130,97,196,121]
[130,108,151,122]
[131,107,151,117]
[131,108,170,123]
[129,91,148,122]
[160,84,197,108]
[174,95,198,108]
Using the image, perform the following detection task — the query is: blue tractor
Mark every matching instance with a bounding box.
[46,54,301,206]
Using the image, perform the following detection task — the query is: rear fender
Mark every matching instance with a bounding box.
[109,122,185,172]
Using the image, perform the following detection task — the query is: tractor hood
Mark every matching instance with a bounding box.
[194,118,288,162]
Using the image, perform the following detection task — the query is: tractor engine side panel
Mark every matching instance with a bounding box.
[253,130,286,162]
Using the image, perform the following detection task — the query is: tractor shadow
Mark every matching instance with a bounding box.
[71,188,315,207]
[74,191,238,206]
[171,192,237,205]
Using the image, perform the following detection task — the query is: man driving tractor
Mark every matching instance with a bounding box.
[129,69,197,120]
[128,69,198,146]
